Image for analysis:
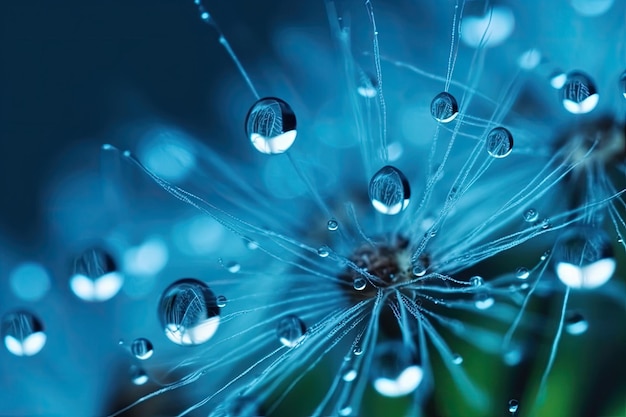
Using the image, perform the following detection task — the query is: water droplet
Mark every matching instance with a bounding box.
[368,166,411,215]
[9,262,51,302]
[226,261,241,273]
[430,92,459,123]
[276,315,306,348]
[503,346,523,366]
[550,70,567,89]
[517,48,541,70]
[131,338,154,360]
[200,12,210,21]
[620,70,626,99]
[541,218,551,230]
[452,353,463,365]
[357,72,377,98]
[474,293,495,310]
[70,247,123,302]
[245,97,297,154]
[412,262,427,277]
[216,295,227,308]
[469,276,484,287]
[245,239,259,250]
[370,341,422,397]
[317,246,330,258]
[353,277,367,291]
[486,127,514,158]
[1,311,46,357]
[561,71,599,114]
[553,227,615,289]
[343,369,358,382]
[540,250,551,261]
[515,267,530,280]
[353,346,363,356]
[523,208,539,223]
[461,6,515,48]
[131,366,149,385]
[327,219,339,231]
[158,278,221,346]
[338,406,353,416]
[565,311,588,335]
[508,399,519,413]
[570,0,614,17]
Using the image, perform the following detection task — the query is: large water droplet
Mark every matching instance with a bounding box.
[430,92,459,123]
[508,399,519,413]
[565,311,588,335]
[131,338,154,360]
[368,166,411,215]
[327,219,339,231]
[469,276,484,287]
[276,315,306,348]
[70,247,123,302]
[158,278,221,346]
[245,97,297,154]
[486,127,514,158]
[1,311,46,356]
[553,227,615,289]
[561,71,599,114]
[370,341,422,397]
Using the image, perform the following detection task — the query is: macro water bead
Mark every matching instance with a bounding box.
[368,165,411,215]
[276,314,306,348]
[69,247,123,302]
[370,341,423,397]
[553,227,615,289]
[486,127,514,158]
[245,97,297,154]
[561,71,599,114]
[158,278,221,346]
[1,311,47,357]
[430,91,459,123]
[131,338,154,360]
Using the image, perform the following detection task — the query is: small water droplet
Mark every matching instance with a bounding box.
[200,12,210,21]
[553,227,615,289]
[338,406,353,416]
[368,166,411,215]
[620,70,626,99]
[226,261,241,273]
[523,208,539,223]
[131,338,154,360]
[469,276,484,287]
[353,346,363,356]
[244,238,259,250]
[515,267,530,280]
[70,247,123,302]
[474,293,495,310]
[370,341,422,397]
[452,353,463,365]
[412,263,427,277]
[541,218,551,230]
[317,246,330,258]
[216,295,227,308]
[486,127,514,158]
[561,71,599,114]
[565,311,588,335]
[550,70,567,89]
[353,277,367,291]
[276,315,306,348]
[131,366,149,385]
[357,72,377,98]
[245,97,297,154]
[327,219,339,231]
[343,369,358,382]
[508,399,519,413]
[158,278,221,346]
[540,250,551,261]
[430,92,459,123]
[1,311,46,356]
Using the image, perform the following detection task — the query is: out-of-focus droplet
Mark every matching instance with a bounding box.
[469,276,484,287]
[357,72,377,98]
[452,353,463,365]
[1,311,46,357]
[486,127,514,158]
[569,0,614,16]
[131,338,154,360]
[565,311,589,335]
[131,366,149,385]
[561,71,599,114]
[461,6,515,48]
[523,208,539,223]
[70,248,123,302]
[620,70,626,99]
[343,369,358,382]
[369,166,411,215]
[515,267,530,280]
[245,97,297,154]
[474,293,495,310]
[508,399,519,413]
[216,295,227,308]
[553,227,615,289]
[550,70,567,89]
[226,261,241,273]
[517,49,541,70]
[158,278,220,346]
[9,262,51,302]
[370,341,422,397]
[430,92,459,123]
[276,315,306,348]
